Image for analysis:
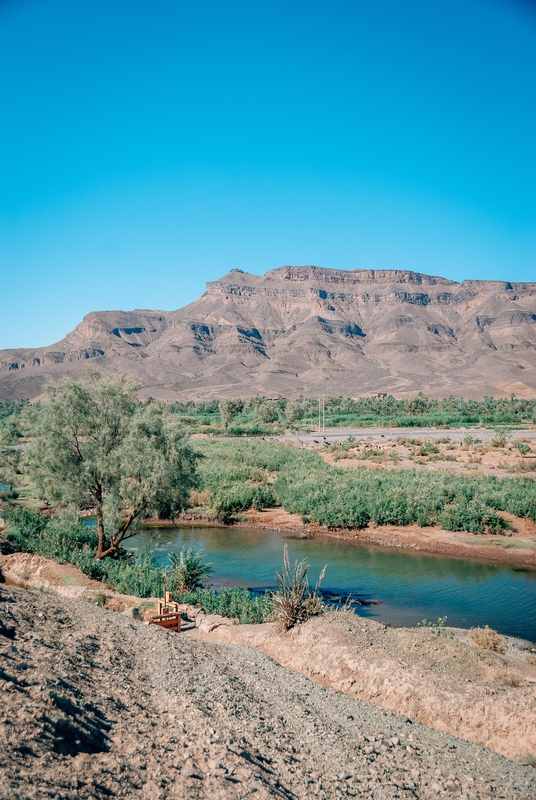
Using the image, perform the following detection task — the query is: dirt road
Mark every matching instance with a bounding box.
[1,585,535,799]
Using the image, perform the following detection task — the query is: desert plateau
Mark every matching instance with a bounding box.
[1,266,536,402]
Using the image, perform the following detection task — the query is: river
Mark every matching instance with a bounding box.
[127,525,536,642]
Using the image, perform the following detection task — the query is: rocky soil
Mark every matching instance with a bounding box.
[199,612,536,762]
[1,585,536,800]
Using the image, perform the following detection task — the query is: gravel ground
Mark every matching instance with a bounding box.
[1,585,535,800]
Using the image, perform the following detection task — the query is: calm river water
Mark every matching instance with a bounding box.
[127,526,536,642]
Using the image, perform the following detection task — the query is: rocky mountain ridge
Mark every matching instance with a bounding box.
[1,265,536,400]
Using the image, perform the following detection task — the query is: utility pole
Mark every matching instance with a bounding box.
[318,395,325,433]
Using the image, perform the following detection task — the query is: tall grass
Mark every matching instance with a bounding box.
[272,544,326,631]
[196,439,536,534]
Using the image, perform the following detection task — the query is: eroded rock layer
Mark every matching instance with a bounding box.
[1,266,536,400]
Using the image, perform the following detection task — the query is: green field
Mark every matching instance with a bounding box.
[194,439,536,533]
[167,394,536,434]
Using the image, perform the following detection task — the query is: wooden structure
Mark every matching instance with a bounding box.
[149,589,182,632]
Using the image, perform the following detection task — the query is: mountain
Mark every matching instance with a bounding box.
[1,265,536,401]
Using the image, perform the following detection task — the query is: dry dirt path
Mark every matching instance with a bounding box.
[1,586,535,800]
[270,427,536,445]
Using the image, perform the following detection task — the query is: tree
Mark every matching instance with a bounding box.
[285,400,304,426]
[219,398,243,428]
[0,427,22,489]
[30,372,199,559]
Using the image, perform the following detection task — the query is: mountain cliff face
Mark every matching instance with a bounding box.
[1,265,536,400]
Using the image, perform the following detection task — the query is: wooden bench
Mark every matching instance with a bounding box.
[149,590,182,632]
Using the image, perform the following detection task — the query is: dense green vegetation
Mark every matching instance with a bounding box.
[3,391,536,542]
[4,507,165,596]
[173,587,273,624]
[3,506,271,622]
[5,377,535,631]
[1,393,534,449]
[167,393,536,433]
[194,439,536,533]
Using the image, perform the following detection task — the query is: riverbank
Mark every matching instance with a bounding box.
[197,610,536,764]
[2,556,536,774]
[147,507,536,569]
[3,584,535,799]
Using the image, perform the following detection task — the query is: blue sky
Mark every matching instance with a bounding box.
[1,0,535,348]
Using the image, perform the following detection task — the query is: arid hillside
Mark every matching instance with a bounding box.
[2,265,536,400]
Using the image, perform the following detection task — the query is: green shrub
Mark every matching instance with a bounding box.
[195,438,536,535]
[514,441,532,456]
[417,442,439,456]
[169,547,213,593]
[175,587,273,624]
[214,485,276,518]
[491,429,511,448]
[271,544,325,631]
[437,501,508,534]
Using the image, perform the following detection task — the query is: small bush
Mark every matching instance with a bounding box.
[514,441,532,456]
[93,592,110,607]
[416,442,439,456]
[272,545,326,632]
[168,547,212,593]
[491,429,511,448]
[493,668,523,687]
[514,460,536,473]
[0,487,19,503]
[469,625,506,654]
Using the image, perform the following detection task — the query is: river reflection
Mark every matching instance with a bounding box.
[126,526,536,642]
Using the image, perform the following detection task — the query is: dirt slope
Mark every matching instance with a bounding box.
[1,586,535,800]
[200,613,536,763]
[1,265,536,400]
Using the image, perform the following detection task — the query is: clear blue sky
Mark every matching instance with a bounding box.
[1,0,535,348]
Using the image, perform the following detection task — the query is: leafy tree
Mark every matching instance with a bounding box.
[0,431,22,488]
[285,400,305,425]
[30,372,199,559]
[219,398,244,428]
[255,401,279,424]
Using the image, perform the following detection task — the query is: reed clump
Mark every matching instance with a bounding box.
[168,547,213,593]
[272,544,326,631]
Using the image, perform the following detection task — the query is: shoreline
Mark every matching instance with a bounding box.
[2,558,535,767]
[144,507,536,570]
